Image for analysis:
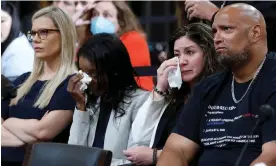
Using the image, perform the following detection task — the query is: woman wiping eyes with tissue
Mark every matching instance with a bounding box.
[123,23,225,165]
[67,33,149,166]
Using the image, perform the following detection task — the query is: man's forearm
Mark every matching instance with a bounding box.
[157,149,188,166]
[157,134,199,166]
[1,125,25,147]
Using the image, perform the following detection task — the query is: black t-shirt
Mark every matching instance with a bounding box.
[174,53,276,166]
[199,77,262,166]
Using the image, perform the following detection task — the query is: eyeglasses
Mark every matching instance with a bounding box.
[27,29,60,41]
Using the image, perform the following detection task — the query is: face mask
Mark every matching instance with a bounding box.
[90,16,116,35]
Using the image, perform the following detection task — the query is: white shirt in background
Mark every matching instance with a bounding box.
[1,34,34,81]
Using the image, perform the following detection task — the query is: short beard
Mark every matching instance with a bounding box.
[218,48,249,69]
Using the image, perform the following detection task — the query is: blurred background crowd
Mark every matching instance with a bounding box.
[2,0,178,73]
[2,1,276,84]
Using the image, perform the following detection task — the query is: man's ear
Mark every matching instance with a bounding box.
[249,24,261,43]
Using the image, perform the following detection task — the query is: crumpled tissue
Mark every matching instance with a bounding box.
[167,57,182,89]
[77,70,92,92]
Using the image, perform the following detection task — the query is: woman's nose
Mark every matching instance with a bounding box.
[75,2,83,11]
[179,55,188,65]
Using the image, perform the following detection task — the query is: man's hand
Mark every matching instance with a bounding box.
[250,141,276,166]
[184,0,219,21]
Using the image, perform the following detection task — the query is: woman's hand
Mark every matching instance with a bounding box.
[67,74,86,111]
[72,3,95,27]
[72,2,95,47]
[123,146,154,165]
[156,58,178,92]
[1,125,25,147]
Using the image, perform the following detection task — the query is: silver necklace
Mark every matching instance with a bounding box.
[231,57,266,104]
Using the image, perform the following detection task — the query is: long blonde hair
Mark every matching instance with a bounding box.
[11,6,77,109]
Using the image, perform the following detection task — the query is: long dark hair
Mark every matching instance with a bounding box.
[1,1,21,55]
[168,23,224,104]
[77,33,139,118]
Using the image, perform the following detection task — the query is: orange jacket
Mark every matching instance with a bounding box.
[120,31,154,91]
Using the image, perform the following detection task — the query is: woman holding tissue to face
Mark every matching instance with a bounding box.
[123,23,224,165]
[67,33,149,166]
[1,6,77,166]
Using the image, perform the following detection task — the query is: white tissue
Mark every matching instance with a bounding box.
[78,70,92,92]
[254,163,267,166]
[167,57,182,89]
[79,83,88,93]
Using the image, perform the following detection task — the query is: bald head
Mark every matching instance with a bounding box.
[216,3,266,37]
